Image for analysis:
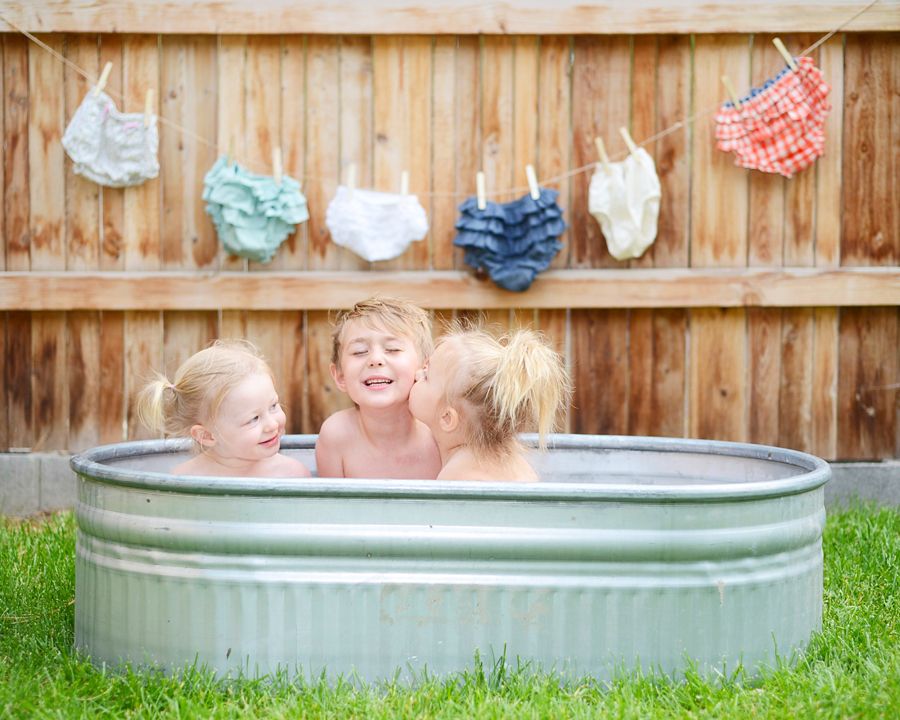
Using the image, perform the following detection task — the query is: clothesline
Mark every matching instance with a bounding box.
[0,0,879,200]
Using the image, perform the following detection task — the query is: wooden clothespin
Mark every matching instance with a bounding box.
[619,126,638,156]
[346,162,356,194]
[773,37,799,72]
[144,88,155,127]
[721,75,742,108]
[400,170,409,196]
[272,146,283,185]
[594,137,611,172]
[226,139,235,166]
[525,164,540,200]
[94,61,112,97]
[476,171,486,211]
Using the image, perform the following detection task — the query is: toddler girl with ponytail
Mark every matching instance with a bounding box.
[409,324,571,482]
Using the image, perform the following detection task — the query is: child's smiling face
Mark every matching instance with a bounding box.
[331,318,422,410]
[205,371,287,463]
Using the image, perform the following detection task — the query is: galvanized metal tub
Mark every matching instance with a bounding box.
[70,434,829,682]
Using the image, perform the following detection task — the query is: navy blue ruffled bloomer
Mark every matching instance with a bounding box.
[454,188,565,292]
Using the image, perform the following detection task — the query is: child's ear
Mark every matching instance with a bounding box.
[329,362,347,392]
[190,424,215,448]
[439,405,460,434]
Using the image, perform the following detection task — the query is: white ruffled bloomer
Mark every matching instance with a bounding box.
[62,89,159,188]
[588,148,661,261]
[325,185,428,262]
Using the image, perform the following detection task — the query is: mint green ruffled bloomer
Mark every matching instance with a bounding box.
[203,156,309,263]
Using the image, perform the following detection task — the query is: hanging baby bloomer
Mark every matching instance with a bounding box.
[325,186,429,262]
[454,188,565,293]
[588,147,661,261]
[715,56,831,178]
[62,89,160,187]
[203,156,309,263]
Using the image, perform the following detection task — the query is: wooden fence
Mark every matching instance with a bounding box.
[0,2,898,460]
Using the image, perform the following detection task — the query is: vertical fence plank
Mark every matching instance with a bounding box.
[99,35,125,270]
[122,35,160,271]
[747,308,782,445]
[537,307,570,433]
[811,307,838,459]
[650,309,687,437]
[62,37,102,451]
[28,37,68,450]
[838,34,897,460]
[99,311,126,444]
[748,34,785,266]
[121,36,162,441]
[279,311,306,434]
[373,35,432,270]
[337,35,372,271]
[512,35,538,197]
[841,34,897,267]
[815,35,843,269]
[305,36,339,270]
[161,36,218,269]
[572,309,629,434]
[837,308,897,460]
[535,35,572,429]
[67,311,100,451]
[32,312,68,451]
[163,311,217,380]
[280,35,308,270]
[691,35,750,268]
[779,308,814,452]
[628,308,653,435]
[124,311,163,440]
[6,311,32,449]
[305,309,349,434]
[64,34,100,271]
[29,35,66,270]
[689,37,749,443]
[246,36,283,271]
[432,37,458,271]
[481,36,515,203]
[570,36,630,269]
[538,36,571,269]
[630,35,656,271]
[216,34,247,271]
[4,35,29,271]
[303,37,342,433]
[689,308,747,442]
[450,36,481,271]
[281,38,309,428]
[782,33,818,266]
[653,35,691,268]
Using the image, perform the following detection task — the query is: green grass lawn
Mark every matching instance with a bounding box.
[1,506,898,719]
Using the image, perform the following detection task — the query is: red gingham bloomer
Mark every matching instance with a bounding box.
[715,56,831,178]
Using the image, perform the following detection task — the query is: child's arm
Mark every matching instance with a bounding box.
[314,413,346,478]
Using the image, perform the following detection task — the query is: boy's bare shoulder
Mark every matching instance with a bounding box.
[318,407,361,442]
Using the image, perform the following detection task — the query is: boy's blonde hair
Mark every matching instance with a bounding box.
[439,324,572,455]
[136,339,274,438]
[331,296,433,367]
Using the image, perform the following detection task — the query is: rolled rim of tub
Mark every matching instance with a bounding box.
[70,433,830,500]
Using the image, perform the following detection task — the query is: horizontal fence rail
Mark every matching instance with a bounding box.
[3,268,899,311]
[3,1,899,34]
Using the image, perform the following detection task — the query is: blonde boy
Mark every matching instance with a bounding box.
[315,297,442,479]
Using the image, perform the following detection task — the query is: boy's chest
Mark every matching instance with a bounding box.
[343,440,439,480]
